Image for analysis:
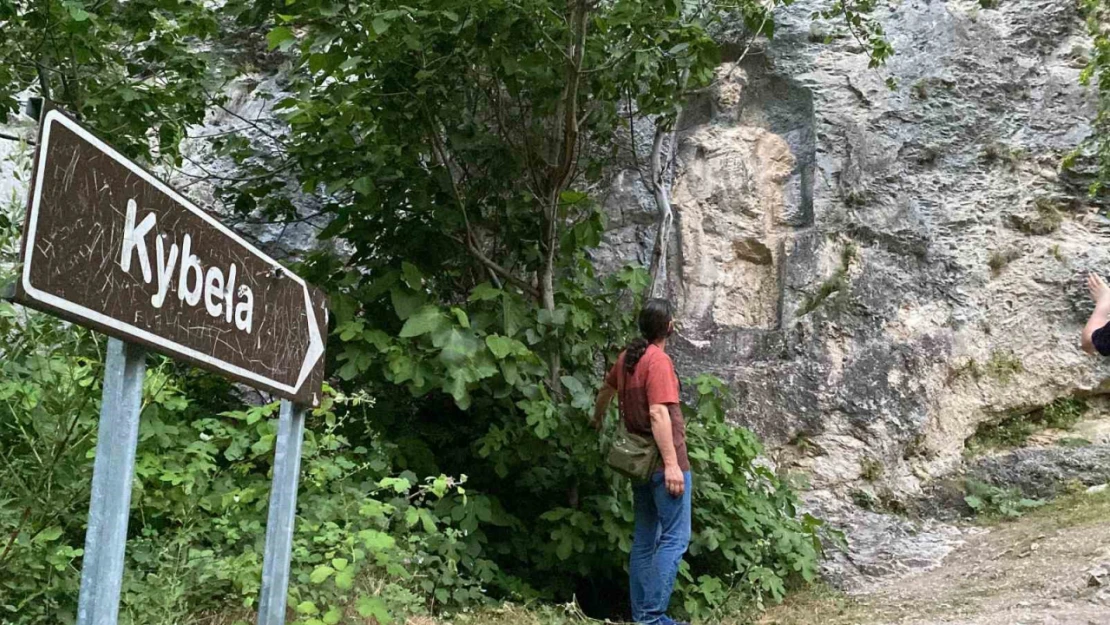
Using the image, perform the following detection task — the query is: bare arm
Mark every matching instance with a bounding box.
[591,384,617,430]
[1083,273,1110,355]
[650,403,684,496]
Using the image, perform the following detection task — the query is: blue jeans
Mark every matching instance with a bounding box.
[629,470,692,625]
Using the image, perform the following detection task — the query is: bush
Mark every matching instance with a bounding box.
[963,480,1044,519]
[0,324,490,625]
[328,256,825,620]
[680,375,824,613]
[0,309,822,623]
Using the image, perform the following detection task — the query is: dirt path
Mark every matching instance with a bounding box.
[759,491,1110,625]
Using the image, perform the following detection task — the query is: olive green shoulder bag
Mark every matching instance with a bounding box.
[605,368,660,481]
[607,419,660,481]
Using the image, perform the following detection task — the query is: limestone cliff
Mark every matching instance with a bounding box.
[603,0,1105,490]
[595,0,1108,588]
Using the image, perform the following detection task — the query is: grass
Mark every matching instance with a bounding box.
[1009,197,1063,235]
[443,602,595,625]
[1058,436,1092,448]
[198,601,604,625]
[967,396,1088,453]
[984,350,1023,382]
[981,141,1023,167]
[911,80,928,100]
[755,585,866,625]
[963,479,1044,520]
[859,457,884,482]
[798,244,857,316]
[947,357,983,382]
[987,484,1110,531]
[949,351,1024,385]
[988,247,1022,277]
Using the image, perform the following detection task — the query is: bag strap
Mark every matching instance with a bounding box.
[615,355,627,427]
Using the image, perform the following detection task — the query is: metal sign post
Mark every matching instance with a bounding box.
[7,103,329,625]
[257,400,308,625]
[76,339,146,625]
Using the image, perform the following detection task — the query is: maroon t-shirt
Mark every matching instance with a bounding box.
[605,344,690,471]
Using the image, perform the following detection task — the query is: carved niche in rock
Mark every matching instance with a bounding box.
[673,124,796,330]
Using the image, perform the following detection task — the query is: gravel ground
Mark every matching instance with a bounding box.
[758,490,1110,625]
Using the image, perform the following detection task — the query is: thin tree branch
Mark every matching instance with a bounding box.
[550,0,590,195]
[0,132,34,145]
[424,115,541,300]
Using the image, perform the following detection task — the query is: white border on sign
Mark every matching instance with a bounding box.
[21,110,325,397]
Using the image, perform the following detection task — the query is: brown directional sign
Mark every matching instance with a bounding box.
[12,104,328,406]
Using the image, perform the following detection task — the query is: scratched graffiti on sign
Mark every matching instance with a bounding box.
[13,105,327,405]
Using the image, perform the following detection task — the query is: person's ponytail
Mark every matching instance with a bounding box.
[623,337,650,375]
[622,298,674,375]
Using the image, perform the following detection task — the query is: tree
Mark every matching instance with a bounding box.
[216,0,844,611]
[0,0,220,160]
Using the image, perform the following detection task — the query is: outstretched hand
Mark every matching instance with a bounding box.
[1089,273,1110,307]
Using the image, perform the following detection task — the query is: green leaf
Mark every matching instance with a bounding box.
[358,529,396,551]
[451,307,470,328]
[335,567,355,590]
[401,262,423,289]
[469,282,502,301]
[486,335,523,359]
[353,176,374,195]
[296,601,319,615]
[331,557,349,571]
[33,527,63,543]
[266,26,295,51]
[559,190,588,205]
[378,477,411,493]
[444,375,471,410]
[559,375,585,396]
[371,17,390,35]
[391,288,424,321]
[356,596,392,623]
[322,607,342,625]
[399,306,447,338]
[537,308,567,326]
[310,565,335,584]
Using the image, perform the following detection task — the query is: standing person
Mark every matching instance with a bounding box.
[1083,273,1110,355]
[591,298,691,625]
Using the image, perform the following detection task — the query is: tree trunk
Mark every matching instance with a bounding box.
[646,71,689,301]
[543,0,590,395]
[542,195,561,395]
[647,123,676,300]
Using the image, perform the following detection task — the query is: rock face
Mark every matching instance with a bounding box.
[598,0,1109,591]
[605,0,1106,491]
[969,445,1110,498]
